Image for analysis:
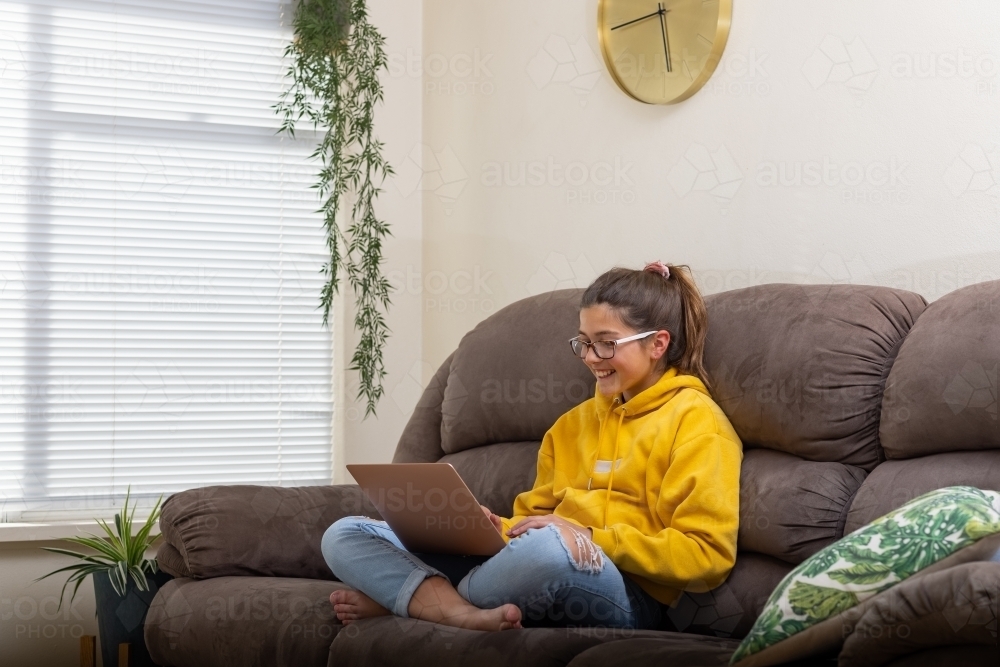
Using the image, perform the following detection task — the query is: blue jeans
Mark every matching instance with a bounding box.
[321,516,663,630]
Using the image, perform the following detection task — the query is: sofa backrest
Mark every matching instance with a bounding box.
[844,279,1000,532]
[880,279,1000,459]
[703,284,926,471]
[704,283,926,564]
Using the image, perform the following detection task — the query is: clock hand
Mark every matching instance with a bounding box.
[610,8,663,31]
[657,2,672,72]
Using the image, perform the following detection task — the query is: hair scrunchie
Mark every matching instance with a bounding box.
[643,261,670,279]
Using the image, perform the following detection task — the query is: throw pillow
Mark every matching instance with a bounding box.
[730,485,1000,666]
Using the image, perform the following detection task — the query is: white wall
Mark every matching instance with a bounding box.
[416,0,1000,372]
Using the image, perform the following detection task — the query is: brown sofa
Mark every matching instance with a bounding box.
[144,281,1000,667]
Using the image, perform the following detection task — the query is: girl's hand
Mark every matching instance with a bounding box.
[507,514,593,540]
[480,504,503,533]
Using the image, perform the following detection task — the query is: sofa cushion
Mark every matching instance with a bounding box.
[327,614,735,667]
[703,284,926,471]
[440,289,595,454]
[838,561,1000,667]
[159,484,382,580]
[145,576,348,667]
[730,487,1000,667]
[881,280,1000,460]
[883,646,998,667]
[565,636,741,667]
[439,441,540,517]
[738,449,866,564]
[667,551,792,640]
[844,451,1000,534]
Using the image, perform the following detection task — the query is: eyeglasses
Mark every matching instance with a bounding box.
[568,331,658,360]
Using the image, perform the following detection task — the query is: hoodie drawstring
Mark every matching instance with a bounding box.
[588,396,617,491]
[603,407,626,530]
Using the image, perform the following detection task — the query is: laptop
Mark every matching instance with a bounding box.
[346,462,507,557]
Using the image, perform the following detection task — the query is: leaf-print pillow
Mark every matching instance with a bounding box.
[730,486,1000,666]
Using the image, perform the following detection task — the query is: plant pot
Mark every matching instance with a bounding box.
[93,569,173,667]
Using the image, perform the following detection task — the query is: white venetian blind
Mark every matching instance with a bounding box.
[0,0,333,521]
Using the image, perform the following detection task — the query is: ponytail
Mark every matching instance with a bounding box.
[580,263,712,393]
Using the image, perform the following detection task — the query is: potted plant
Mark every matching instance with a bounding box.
[36,489,171,667]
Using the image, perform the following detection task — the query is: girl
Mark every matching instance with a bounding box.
[322,261,742,632]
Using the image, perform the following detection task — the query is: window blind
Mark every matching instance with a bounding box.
[0,0,332,521]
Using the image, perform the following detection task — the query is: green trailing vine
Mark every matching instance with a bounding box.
[275,0,393,417]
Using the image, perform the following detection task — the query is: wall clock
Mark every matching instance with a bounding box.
[598,0,731,104]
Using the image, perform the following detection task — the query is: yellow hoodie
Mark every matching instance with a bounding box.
[499,367,742,606]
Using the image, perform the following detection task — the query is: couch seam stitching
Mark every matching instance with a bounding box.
[835,470,867,539]
[872,333,908,466]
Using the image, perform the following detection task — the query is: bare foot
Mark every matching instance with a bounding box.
[438,602,523,632]
[330,588,391,625]
[407,573,523,632]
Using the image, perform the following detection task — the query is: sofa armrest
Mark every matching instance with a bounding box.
[839,561,1000,667]
[156,541,191,578]
[158,484,382,580]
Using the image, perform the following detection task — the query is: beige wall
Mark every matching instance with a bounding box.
[417,0,1000,375]
[0,539,103,666]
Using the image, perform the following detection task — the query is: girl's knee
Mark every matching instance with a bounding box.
[321,515,374,559]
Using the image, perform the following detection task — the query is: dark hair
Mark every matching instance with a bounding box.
[580,264,711,391]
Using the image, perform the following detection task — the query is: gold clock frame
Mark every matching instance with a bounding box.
[597,0,732,105]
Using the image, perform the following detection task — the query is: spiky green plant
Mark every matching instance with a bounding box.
[35,488,163,609]
[274,0,394,418]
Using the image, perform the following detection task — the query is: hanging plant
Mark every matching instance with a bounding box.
[275,0,393,417]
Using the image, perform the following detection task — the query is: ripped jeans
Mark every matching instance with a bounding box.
[321,516,663,630]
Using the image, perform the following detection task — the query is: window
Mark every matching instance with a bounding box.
[0,0,332,521]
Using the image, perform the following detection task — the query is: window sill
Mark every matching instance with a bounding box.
[0,521,161,544]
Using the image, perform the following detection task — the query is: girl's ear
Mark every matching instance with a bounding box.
[650,330,671,360]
